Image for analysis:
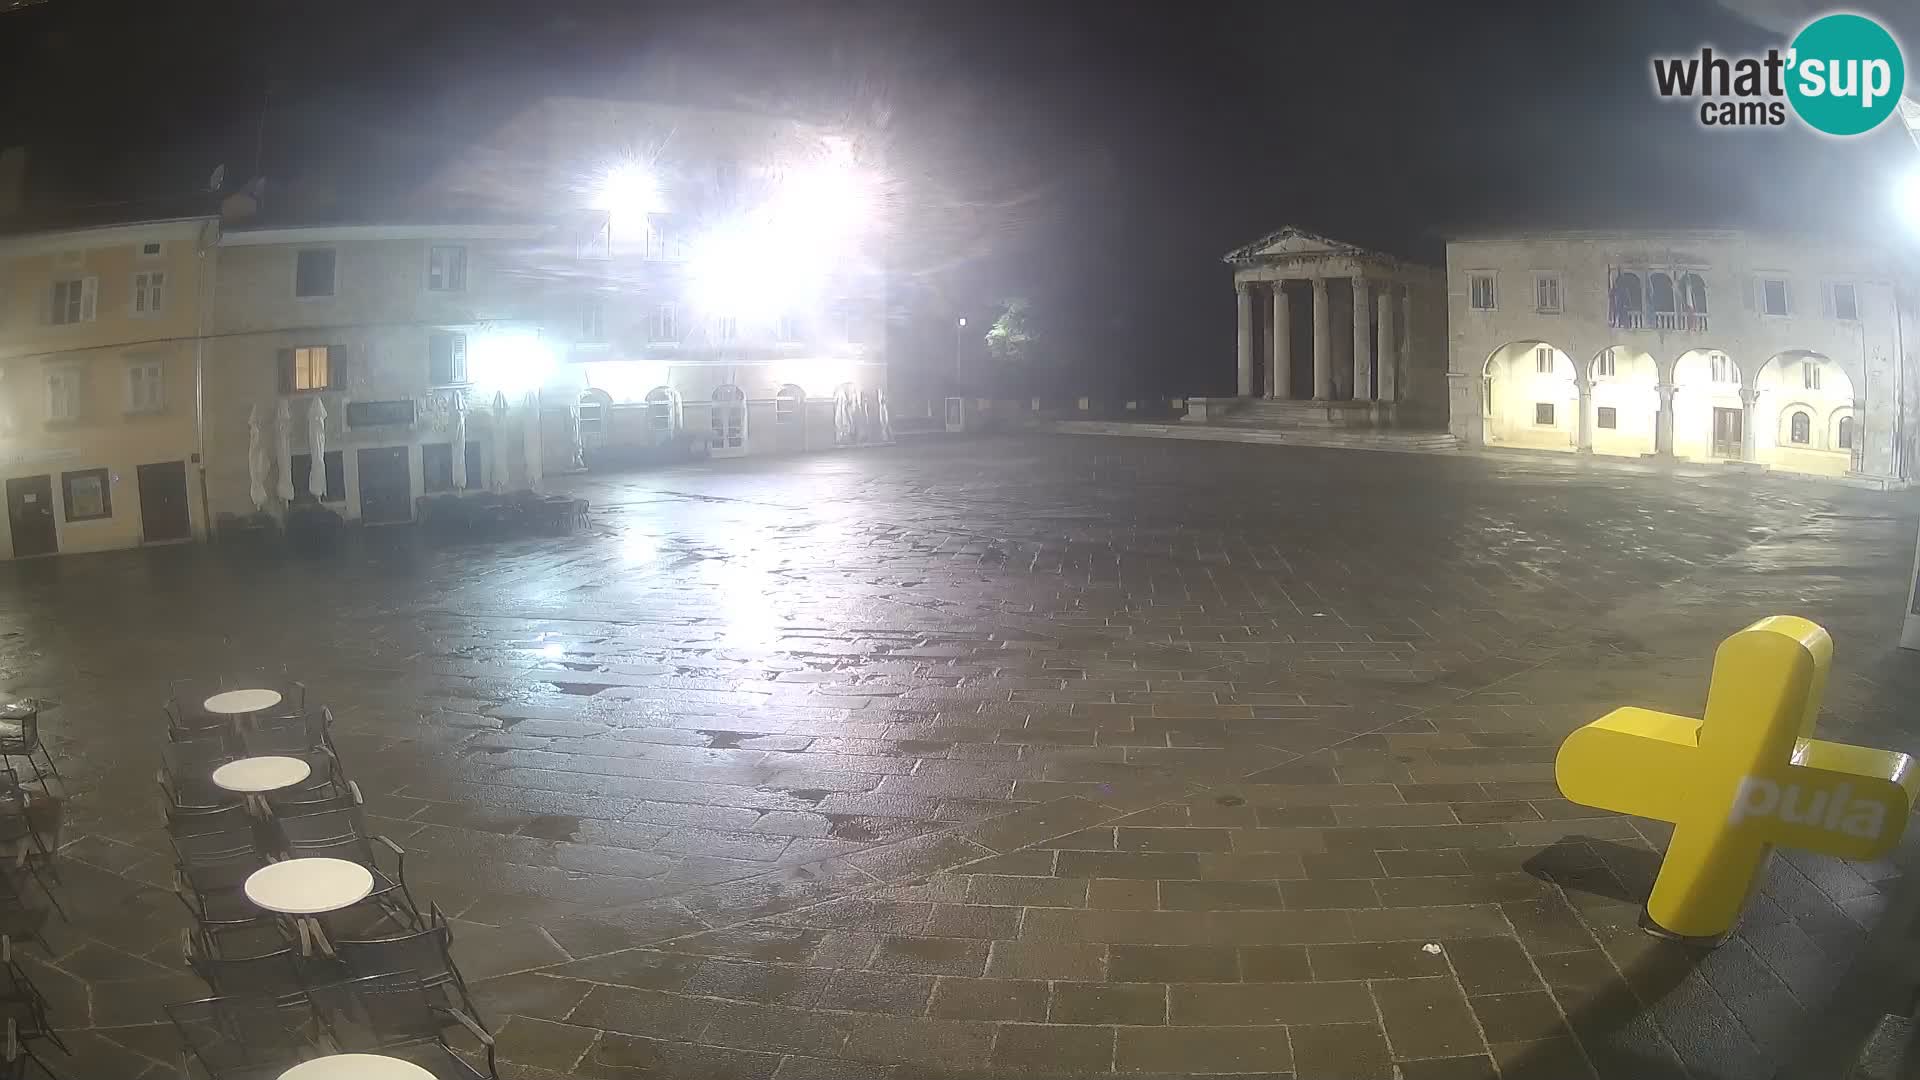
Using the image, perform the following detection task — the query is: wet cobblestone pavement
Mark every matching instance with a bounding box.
[4,434,1919,1079]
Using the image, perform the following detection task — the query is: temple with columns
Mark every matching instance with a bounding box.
[1193,227,1449,429]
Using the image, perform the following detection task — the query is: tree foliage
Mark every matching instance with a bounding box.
[984,298,1035,368]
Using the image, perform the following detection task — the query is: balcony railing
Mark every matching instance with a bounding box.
[1608,308,1709,332]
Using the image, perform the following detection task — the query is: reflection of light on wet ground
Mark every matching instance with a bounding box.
[620,530,660,566]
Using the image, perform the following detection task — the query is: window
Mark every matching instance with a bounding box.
[713,314,738,343]
[61,468,110,521]
[428,332,467,385]
[1710,353,1738,384]
[1534,346,1554,374]
[290,450,345,502]
[48,277,96,325]
[578,214,611,260]
[1788,411,1811,445]
[776,313,801,342]
[132,270,165,315]
[1831,282,1859,321]
[776,384,804,425]
[1610,271,1644,329]
[1594,349,1616,378]
[294,249,336,298]
[1469,273,1496,311]
[1648,272,1678,329]
[839,303,864,345]
[1838,415,1854,450]
[649,304,677,343]
[1760,277,1789,317]
[45,368,80,422]
[137,241,164,259]
[1534,402,1555,426]
[427,246,467,292]
[1802,361,1821,391]
[1481,376,1494,417]
[126,360,164,413]
[1680,273,1708,315]
[1533,274,1561,314]
[279,345,333,393]
[645,387,674,434]
[582,298,605,341]
[644,215,686,260]
[1597,406,1617,429]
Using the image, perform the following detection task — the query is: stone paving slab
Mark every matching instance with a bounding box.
[0,435,1914,1078]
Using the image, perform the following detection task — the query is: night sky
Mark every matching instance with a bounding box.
[2,0,1915,396]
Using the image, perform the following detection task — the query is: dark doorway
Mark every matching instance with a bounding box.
[1712,407,1743,459]
[357,446,412,525]
[5,475,56,558]
[136,461,192,542]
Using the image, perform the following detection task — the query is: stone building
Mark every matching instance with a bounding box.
[201,218,552,527]
[1211,227,1449,427]
[0,214,217,558]
[1446,229,1920,482]
[430,97,891,463]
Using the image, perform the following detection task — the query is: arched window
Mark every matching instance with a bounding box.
[645,386,675,436]
[1837,415,1854,450]
[1610,272,1644,329]
[776,384,805,426]
[711,385,745,451]
[1789,411,1811,445]
[1681,273,1708,322]
[1710,353,1738,385]
[1649,273,1679,329]
[1592,349,1616,379]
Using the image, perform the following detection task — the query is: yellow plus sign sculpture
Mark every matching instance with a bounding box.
[1556,615,1918,940]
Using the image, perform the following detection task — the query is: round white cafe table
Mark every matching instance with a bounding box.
[204,688,283,716]
[244,858,374,916]
[278,1054,436,1080]
[211,756,311,795]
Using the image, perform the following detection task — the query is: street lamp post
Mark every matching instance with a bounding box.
[1899,97,1920,651]
[953,316,967,390]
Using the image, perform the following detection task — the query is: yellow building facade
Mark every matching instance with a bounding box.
[0,218,216,558]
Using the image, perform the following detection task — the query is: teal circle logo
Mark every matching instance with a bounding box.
[1787,14,1905,136]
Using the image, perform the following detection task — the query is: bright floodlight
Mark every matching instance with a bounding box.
[1898,168,1920,235]
[469,331,556,396]
[591,161,661,216]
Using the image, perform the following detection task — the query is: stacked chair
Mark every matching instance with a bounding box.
[158,680,498,1080]
[0,936,69,1078]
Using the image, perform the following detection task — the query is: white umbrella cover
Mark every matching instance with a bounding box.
[834,389,853,445]
[566,400,583,470]
[522,390,544,492]
[491,391,510,494]
[247,405,268,510]
[306,397,328,498]
[450,398,468,491]
[274,399,294,502]
[877,388,892,443]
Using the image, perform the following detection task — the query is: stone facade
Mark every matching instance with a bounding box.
[202,224,551,525]
[0,218,216,558]
[1446,229,1920,482]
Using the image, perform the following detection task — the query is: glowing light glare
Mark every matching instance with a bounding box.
[1898,168,1920,234]
[686,217,821,319]
[591,161,661,216]
[468,333,556,396]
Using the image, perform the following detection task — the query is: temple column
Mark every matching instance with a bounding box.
[1311,278,1332,401]
[1376,283,1397,402]
[1235,283,1254,398]
[1351,276,1373,401]
[1269,283,1291,400]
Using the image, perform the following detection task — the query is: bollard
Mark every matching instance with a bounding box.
[1555,615,1919,940]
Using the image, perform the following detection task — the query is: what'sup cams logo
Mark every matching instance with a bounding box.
[1653,12,1905,135]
